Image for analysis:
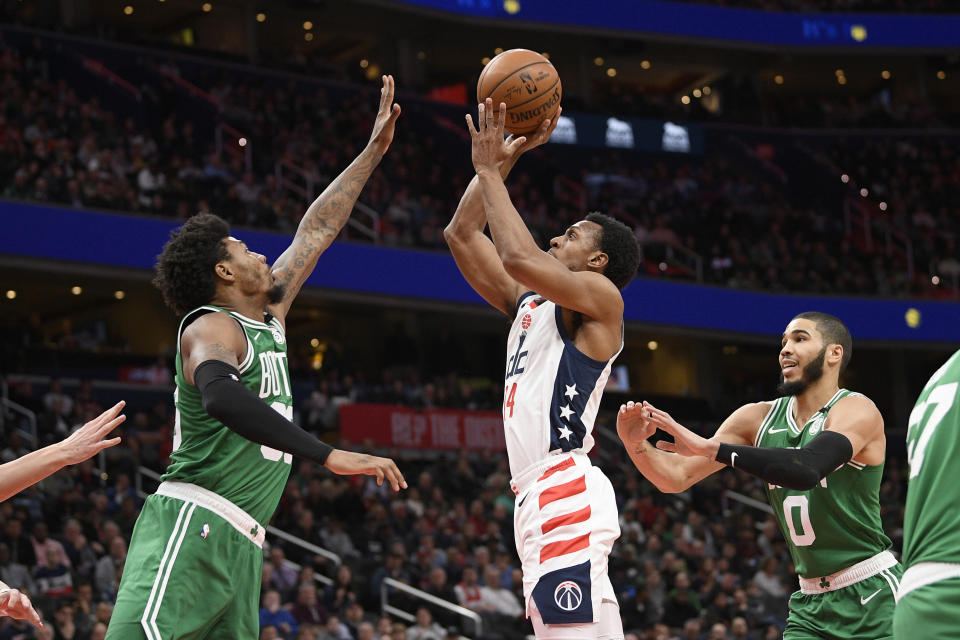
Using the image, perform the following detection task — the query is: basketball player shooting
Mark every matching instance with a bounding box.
[617,312,902,639]
[445,98,639,640]
[106,76,406,640]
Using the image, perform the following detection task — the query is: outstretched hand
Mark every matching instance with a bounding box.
[324,450,408,492]
[56,400,126,466]
[367,75,402,156]
[466,99,527,174]
[643,401,718,459]
[616,400,656,446]
[0,588,43,628]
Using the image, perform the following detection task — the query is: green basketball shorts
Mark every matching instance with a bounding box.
[894,564,960,640]
[105,482,266,640]
[784,553,902,640]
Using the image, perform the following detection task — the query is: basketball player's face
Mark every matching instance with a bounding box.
[777,318,827,396]
[548,221,603,271]
[223,237,285,303]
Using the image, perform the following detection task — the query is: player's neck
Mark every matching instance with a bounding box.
[795,380,840,423]
[210,292,268,324]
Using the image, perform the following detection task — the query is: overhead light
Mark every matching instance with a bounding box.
[932,275,941,286]
[302,20,312,30]
[692,88,702,98]
[5,290,15,300]
[702,86,711,95]
[841,174,850,183]
[238,137,247,147]
[774,74,784,85]
[201,2,212,12]
[937,70,946,80]
[114,290,126,300]
[658,262,667,271]
[416,51,426,60]
[481,57,491,66]
[681,95,690,105]
[304,32,313,42]
[123,5,133,15]
[606,67,617,77]
[835,69,844,76]
[881,70,891,79]
[256,12,266,22]
[310,338,320,348]
[860,187,869,197]
[879,201,888,211]
[593,57,604,66]
[493,47,503,55]
[838,76,847,85]
[640,60,651,69]
[71,286,82,295]
[647,341,659,351]
[360,59,369,68]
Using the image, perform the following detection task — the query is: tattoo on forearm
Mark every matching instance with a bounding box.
[276,148,382,295]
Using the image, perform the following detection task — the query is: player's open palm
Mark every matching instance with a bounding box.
[57,400,126,466]
[507,105,562,160]
[0,587,43,628]
[324,450,408,491]
[367,75,402,156]
[643,401,713,458]
[617,400,656,445]
[467,99,527,174]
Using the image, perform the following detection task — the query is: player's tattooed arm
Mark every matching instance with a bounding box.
[181,313,247,385]
[270,75,401,317]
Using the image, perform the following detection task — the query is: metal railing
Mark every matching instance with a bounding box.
[640,240,704,283]
[135,466,339,587]
[722,489,774,515]
[381,577,482,639]
[1,396,38,449]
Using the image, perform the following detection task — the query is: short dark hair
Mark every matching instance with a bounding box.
[585,212,641,290]
[793,311,853,373]
[153,213,231,316]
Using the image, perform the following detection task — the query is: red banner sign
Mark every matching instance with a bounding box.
[339,403,506,451]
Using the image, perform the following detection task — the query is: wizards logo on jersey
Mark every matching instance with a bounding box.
[506,333,529,380]
[531,560,592,624]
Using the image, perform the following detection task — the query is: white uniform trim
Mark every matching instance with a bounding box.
[156,481,266,547]
[798,550,898,594]
[897,562,960,602]
[141,501,195,640]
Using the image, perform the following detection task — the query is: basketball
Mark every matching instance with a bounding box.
[477,49,562,135]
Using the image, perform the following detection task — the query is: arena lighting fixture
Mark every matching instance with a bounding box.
[606,68,617,77]
[640,60,651,70]
[238,137,247,147]
[879,202,888,211]
[594,57,604,66]
[658,262,667,271]
[494,47,503,55]
[774,74,784,85]
[841,174,850,183]
[310,338,320,348]
[123,5,133,15]
[838,76,847,85]
[937,70,946,80]
[647,341,659,351]
[201,2,212,12]
[481,57,490,65]
[360,59,369,68]
[304,33,313,42]
[703,86,711,95]
[256,12,266,22]
[114,290,126,300]
[302,20,312,30]
[881,70,891,79]
[4,290,15,300]
[860,188,869,197]
[71,286,82,295]
[681,95,690,104]
[693,89,702,98]
[835,69,844,76]
[932,275,941,286]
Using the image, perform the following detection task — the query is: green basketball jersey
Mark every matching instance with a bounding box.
[756,389,891,578]
[902,349,960,568]
[161,305,293,525]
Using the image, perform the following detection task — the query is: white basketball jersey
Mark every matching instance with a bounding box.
[503,292,622,478]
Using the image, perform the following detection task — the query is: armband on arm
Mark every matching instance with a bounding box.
[193,360,333,465]
[715,431,853,490]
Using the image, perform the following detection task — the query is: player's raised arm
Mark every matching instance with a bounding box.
[617,400,764,493]
[270,75,401,318]
[444,112,558,315]
[181,312,406,491]
[468,100,622,321]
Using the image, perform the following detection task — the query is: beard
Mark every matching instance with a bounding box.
[267,282,286,305]
[776,346,827,397]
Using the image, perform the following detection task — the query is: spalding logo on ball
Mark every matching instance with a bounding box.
[478,49,562,135]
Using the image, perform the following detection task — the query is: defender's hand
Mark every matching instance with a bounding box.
[55,401,126,466]
[616,400,656,445]
[367,75,402,156]
[324,450,408,491]
[466,99,527,174]
[0,588,43,628]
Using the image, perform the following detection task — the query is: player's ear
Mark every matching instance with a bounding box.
[827,343,844,367]
[588,251,609,270]
[215,261,235,282]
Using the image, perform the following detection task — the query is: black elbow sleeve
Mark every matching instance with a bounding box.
[716,431,854,490]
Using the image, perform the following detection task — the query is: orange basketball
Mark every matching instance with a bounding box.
[477,49,562,135]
